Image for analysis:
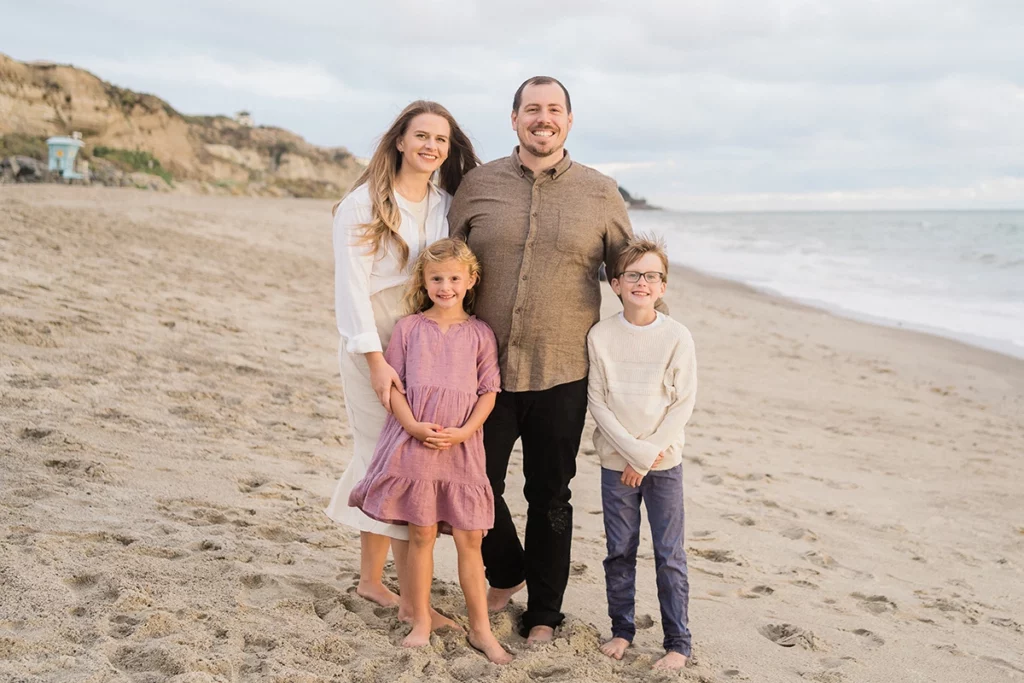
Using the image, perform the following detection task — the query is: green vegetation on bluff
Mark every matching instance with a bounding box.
[92,146,173,184]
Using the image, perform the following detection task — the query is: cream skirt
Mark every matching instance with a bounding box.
[324,285,409,540]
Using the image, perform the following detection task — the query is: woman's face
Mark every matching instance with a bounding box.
[397,113,451,176]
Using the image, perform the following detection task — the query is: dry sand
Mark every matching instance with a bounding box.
[2,185,1023,683]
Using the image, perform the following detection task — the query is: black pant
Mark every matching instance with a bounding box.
[481,377,589,632]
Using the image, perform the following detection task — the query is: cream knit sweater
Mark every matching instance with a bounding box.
[586,312,697,475]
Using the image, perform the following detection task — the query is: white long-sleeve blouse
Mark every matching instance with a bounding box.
[333,182,452,354]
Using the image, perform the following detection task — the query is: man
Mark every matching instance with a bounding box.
[449,76,665,643]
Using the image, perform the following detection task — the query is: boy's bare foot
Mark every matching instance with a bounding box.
[487,581,525,612]
[402,621,431,648]
[526,625,555,645]
[356,581,401,608]
[599,637,630,660]
[468,629,513,665]
[652,651,688,670]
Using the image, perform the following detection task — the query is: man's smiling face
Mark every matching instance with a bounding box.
[512,82,573,162]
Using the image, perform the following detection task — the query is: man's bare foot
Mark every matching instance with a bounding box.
[398,606,465,633]
[468,629,513,665]
[653,651,689,670]
[356,581,400,608]
[526,625,555,645]
[402,620,431,648]
[599,637,630,660]
[486,581,525,612]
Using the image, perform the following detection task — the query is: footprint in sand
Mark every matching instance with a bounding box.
[635,613,656,629]
[989,617,1023,633]
[781,527,817,541]
[108,615,140,639]
[723,513,756,527]
[570,561,588,576]
[851,593,897,614]
[803,551,837,569]
[851,628,885,649]
[758,623,823,650]
[111,644,187,677]
[691,548,737,563]
[740,585,775,599]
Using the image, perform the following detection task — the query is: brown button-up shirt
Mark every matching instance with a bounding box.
[450,148,644,392]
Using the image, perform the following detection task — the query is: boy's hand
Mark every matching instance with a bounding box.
[621,465,644,488]
[425,426,470,450]
[651,452,665,469]
[408,422,445,448]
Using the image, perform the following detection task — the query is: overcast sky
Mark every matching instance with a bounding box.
[3,0,1023,210]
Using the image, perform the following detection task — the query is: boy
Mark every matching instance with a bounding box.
[586,235,697,670]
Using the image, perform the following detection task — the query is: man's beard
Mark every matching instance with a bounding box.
[518,130,562,158]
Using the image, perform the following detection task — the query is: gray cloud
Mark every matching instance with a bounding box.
[3,0,1022,208]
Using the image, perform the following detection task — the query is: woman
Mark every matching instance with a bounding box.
[324,100,479,628]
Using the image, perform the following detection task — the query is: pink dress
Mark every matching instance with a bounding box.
[348,313,500,532]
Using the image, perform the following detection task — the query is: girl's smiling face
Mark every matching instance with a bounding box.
[424,258,476,312]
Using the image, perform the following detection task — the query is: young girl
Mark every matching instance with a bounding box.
[348,238,512,665]
[323,100,478,630]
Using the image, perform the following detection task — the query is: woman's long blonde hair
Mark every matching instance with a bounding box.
[333,100,479,270]
[404,239,481,315]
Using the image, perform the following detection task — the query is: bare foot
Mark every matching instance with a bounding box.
[402,620,431,648]
[398,606,465,633]
[468,629,513,665]
[652,651,689,670]
[356,581,400,608]
[526,625,555,645]
[600,637,630,660]
[428,607,464,633]
[487,581,525,612]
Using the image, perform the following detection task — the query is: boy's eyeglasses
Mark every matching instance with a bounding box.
[619,271,665,284]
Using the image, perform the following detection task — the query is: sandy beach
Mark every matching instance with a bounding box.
[2,185,1023,683]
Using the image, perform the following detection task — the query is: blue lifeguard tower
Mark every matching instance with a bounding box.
[46,134,85,180]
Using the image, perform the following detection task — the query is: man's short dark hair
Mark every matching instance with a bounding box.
[512,76,572,114]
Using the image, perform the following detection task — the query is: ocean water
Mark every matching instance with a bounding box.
[630,210,1024,359]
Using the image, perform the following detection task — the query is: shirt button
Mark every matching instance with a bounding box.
[510,340,518,346]
[515,306,523,313]
[521,274,528,281]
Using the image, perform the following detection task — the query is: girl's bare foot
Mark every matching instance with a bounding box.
[402,620,431,648]
[356,581,400,608]
[652,651,688,670]
[600,637,630,660]
[486,581,525,612]
[468,629,513,665]
[398,606,465,633]
[526,625,555,645]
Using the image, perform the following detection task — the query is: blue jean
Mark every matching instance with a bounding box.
[601,465,691,656]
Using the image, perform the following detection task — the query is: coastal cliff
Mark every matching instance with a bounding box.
[0,53,362,198]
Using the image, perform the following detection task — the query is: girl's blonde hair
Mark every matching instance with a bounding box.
[404,239,481,314]
[333,100,479,270]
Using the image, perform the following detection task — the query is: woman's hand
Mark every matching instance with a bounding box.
[424,426,471,450]
[366,352,405,413]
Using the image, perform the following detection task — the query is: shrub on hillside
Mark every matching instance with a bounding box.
[0,134,48,160]
[92,146,173,184]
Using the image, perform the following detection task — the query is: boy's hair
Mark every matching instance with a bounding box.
[613,233,670,283]
[404,238,481,314]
